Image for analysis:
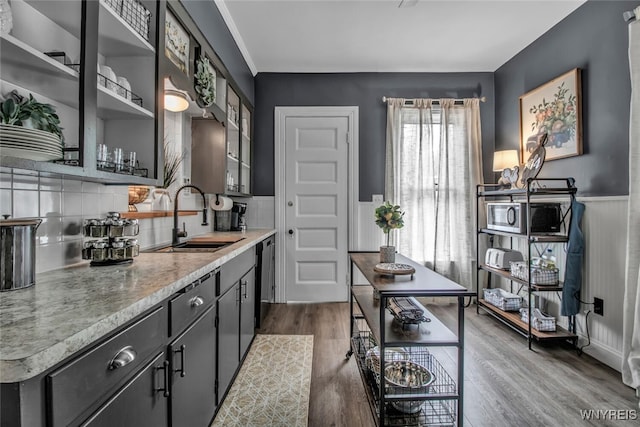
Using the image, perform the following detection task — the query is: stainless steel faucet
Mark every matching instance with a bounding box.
[172,185,209,246]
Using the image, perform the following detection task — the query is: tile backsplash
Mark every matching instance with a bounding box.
[1,168,275,274]
[1,169,218,273]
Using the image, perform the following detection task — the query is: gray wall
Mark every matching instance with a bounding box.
[181,0,254,104]
[495,0,633,197]
[253,73,495,199]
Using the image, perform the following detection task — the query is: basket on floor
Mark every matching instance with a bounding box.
[483,288,522,311]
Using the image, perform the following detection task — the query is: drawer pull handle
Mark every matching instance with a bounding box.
[156,360,170,398]
[174,344,186,377]
[190,296,204,307]
[108,346,137,370]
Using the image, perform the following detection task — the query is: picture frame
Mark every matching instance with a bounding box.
[519,68,582,162]
[164,9,190,75]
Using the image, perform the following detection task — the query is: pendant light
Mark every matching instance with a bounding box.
[164,90,189,112]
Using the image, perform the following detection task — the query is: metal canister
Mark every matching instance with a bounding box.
[0,217,42,291]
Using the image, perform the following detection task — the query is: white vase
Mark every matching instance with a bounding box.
[380,245,395,263]
[0,0,13,37]
[151,188,172,211]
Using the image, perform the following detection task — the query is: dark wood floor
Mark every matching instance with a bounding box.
[257,301,637,427]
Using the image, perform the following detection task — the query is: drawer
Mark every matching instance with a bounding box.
[169,273,216,337]
[219,249,255,296]
[47,306,166,427]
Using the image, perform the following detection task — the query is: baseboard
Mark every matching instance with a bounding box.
[580,337,623,373]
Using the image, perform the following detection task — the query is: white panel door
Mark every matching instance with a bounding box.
[284,115,349,302]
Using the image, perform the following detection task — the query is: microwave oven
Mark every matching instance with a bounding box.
[486,202,561,234]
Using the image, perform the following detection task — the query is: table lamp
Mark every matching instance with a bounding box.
[493,150,519,188]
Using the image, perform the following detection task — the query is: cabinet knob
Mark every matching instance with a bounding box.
[190,296,204,307]
[288,229,294,235]
[108,346,137,370]
[288,201,293,206]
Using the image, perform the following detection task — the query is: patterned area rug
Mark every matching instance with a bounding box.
[211,334,314,427]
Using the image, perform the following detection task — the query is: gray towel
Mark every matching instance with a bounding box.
[562,199,585,316]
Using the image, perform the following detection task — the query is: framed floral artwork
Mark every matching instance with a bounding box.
[519,68,582,161]
[165,9,190,74]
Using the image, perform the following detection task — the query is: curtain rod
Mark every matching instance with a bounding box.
[382,96,486,105]
[623,9,636,23]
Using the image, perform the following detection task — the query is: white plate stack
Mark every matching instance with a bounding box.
[0,124,63,161]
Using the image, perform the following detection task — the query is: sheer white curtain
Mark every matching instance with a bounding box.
[385,98,483,288]
[623,7,640,393]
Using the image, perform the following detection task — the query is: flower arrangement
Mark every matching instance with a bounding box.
[162,140,183,189]
[528,81,577,148]
[374,201,404,247]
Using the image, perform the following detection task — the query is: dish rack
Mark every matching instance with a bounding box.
[82,212,139,266]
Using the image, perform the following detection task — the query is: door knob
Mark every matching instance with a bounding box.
[288,229,294,235]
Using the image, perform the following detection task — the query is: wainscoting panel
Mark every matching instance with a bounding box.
[495,196,628,371]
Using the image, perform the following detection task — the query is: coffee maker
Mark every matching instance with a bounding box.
[231,202,247,231]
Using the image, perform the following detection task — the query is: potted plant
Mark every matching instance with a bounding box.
[0,90,64,143]
[374,201,404,263]
[194,55,216,108]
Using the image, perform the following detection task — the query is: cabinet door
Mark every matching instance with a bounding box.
[169,306,216,427]
[81,352,168,427]
[240,267,256,359]
[225,86,241,194]
[217,282,240,401]
[239,102,252,195]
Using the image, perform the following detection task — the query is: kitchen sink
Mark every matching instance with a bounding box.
[151,241,234,253]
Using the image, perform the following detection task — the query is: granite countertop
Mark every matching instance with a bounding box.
[0,229,276,383]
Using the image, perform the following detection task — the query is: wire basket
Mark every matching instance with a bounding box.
[510,261,559,285]
[483,288,522,311]
[351,318,457,426]
[103,0,151,41]
[519,308,556,332]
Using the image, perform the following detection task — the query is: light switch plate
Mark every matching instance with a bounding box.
[372,194,383,204]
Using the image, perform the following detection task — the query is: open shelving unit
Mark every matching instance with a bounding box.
[476,178,579,348]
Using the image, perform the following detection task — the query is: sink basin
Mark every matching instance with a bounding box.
[152,241,233,253]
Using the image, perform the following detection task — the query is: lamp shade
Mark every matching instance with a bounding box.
[164,90,189,112]
[493,150,519,172]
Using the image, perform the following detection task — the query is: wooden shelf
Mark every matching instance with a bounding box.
[478,299,577,341]
[120,210,198,219]
[352,287,459,347]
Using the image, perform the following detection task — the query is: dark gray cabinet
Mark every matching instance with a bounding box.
[81,352,169,427]
[47,306,167,427]
[217,282,240,402]
[240,267,256,359]
[216,248,256,404]
[169,306,216,427]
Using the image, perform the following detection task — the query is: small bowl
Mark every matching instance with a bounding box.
[384,360,435,414]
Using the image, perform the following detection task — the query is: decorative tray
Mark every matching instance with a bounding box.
[374,263,416,276]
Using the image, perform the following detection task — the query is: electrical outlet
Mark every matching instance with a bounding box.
[372,194,383,204]
[594,297,604,316]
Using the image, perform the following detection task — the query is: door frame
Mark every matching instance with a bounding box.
[274,106,359,303]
